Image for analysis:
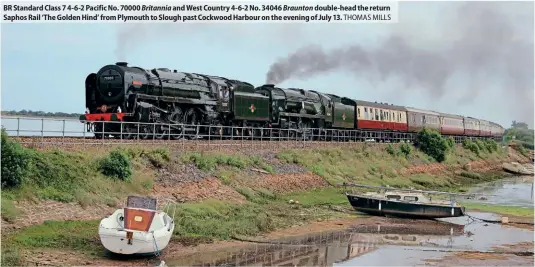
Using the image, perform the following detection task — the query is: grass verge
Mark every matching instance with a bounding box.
[461,203,535,218]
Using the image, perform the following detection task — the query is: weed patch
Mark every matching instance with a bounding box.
[461,203,534,218]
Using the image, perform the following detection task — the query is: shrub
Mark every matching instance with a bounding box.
[485,139,499,153]
[462,139,480,156]
[415,129,449,162]
[1,129,30,189]
[474,139,487,153]
[446,136,455,149]
[399,142,412,157]
[386,144,397,156]
[515,143,530,157]
[99,150,132,181]
[145,148,170,168]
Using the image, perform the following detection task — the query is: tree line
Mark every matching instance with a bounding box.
[1,110,81,118]
[504,121,534,150]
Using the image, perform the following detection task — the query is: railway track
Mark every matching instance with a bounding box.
[10,135,375,153]
[3,117,501,152]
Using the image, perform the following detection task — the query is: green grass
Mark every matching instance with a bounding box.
[1,198,22,223]
[461,203,535,218]
[1,219,103,266]
[277,187,348,207]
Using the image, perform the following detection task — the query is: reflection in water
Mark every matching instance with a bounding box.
[168,223,465,267]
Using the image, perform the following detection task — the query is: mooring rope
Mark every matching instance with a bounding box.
[152,232,161,257]
[466,214,534,225]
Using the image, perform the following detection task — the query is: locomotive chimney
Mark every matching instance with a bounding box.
[116,62,128,67]
[263,84,275,88]
[173,70,177,73]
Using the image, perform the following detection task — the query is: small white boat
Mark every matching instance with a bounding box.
[98,196,175,255]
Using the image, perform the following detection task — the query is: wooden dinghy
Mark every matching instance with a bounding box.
[342,183,490,219]
[99,196,175,255]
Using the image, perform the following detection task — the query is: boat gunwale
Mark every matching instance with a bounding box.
[345,192,465,208]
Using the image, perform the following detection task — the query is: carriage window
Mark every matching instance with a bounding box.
[375,110,379,120]
[357,108,361,118]
[384,235,400,241]
[403,196,418,201]
[380,110,384,121]
[402,236,417,242]
[364,108,368,119]
[386,195,401,200]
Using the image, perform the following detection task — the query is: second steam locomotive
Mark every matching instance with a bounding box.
[81,62,505,141]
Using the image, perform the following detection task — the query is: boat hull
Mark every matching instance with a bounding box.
[346,194,465,219]
[98,227,174,255]
[98,207,175,255]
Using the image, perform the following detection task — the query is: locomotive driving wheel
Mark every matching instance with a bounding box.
[154,121,168,140]
[120,123,135,140]
[138,125,152,140]
[184,108,200,140]
[168,106,184,140]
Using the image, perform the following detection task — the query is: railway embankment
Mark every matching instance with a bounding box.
[1,129,533,266]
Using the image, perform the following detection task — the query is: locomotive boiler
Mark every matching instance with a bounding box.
[82,62,270,139]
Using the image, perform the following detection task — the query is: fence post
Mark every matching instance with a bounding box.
[41,118,44,139]
[16,117,20,136]
[62,120,65,141]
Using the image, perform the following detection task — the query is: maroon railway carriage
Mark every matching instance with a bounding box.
[463,117,480,136]
[438,113,465,136]
[478,119,492,137]
[489,121,505,139]
[353,100,408,132]
[405,107,440,133]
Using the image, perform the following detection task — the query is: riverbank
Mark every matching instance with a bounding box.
[1,131,533,266]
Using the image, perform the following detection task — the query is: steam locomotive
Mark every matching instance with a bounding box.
[81,62,505,141]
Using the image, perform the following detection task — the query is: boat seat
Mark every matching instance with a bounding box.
[123,208,156,232]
